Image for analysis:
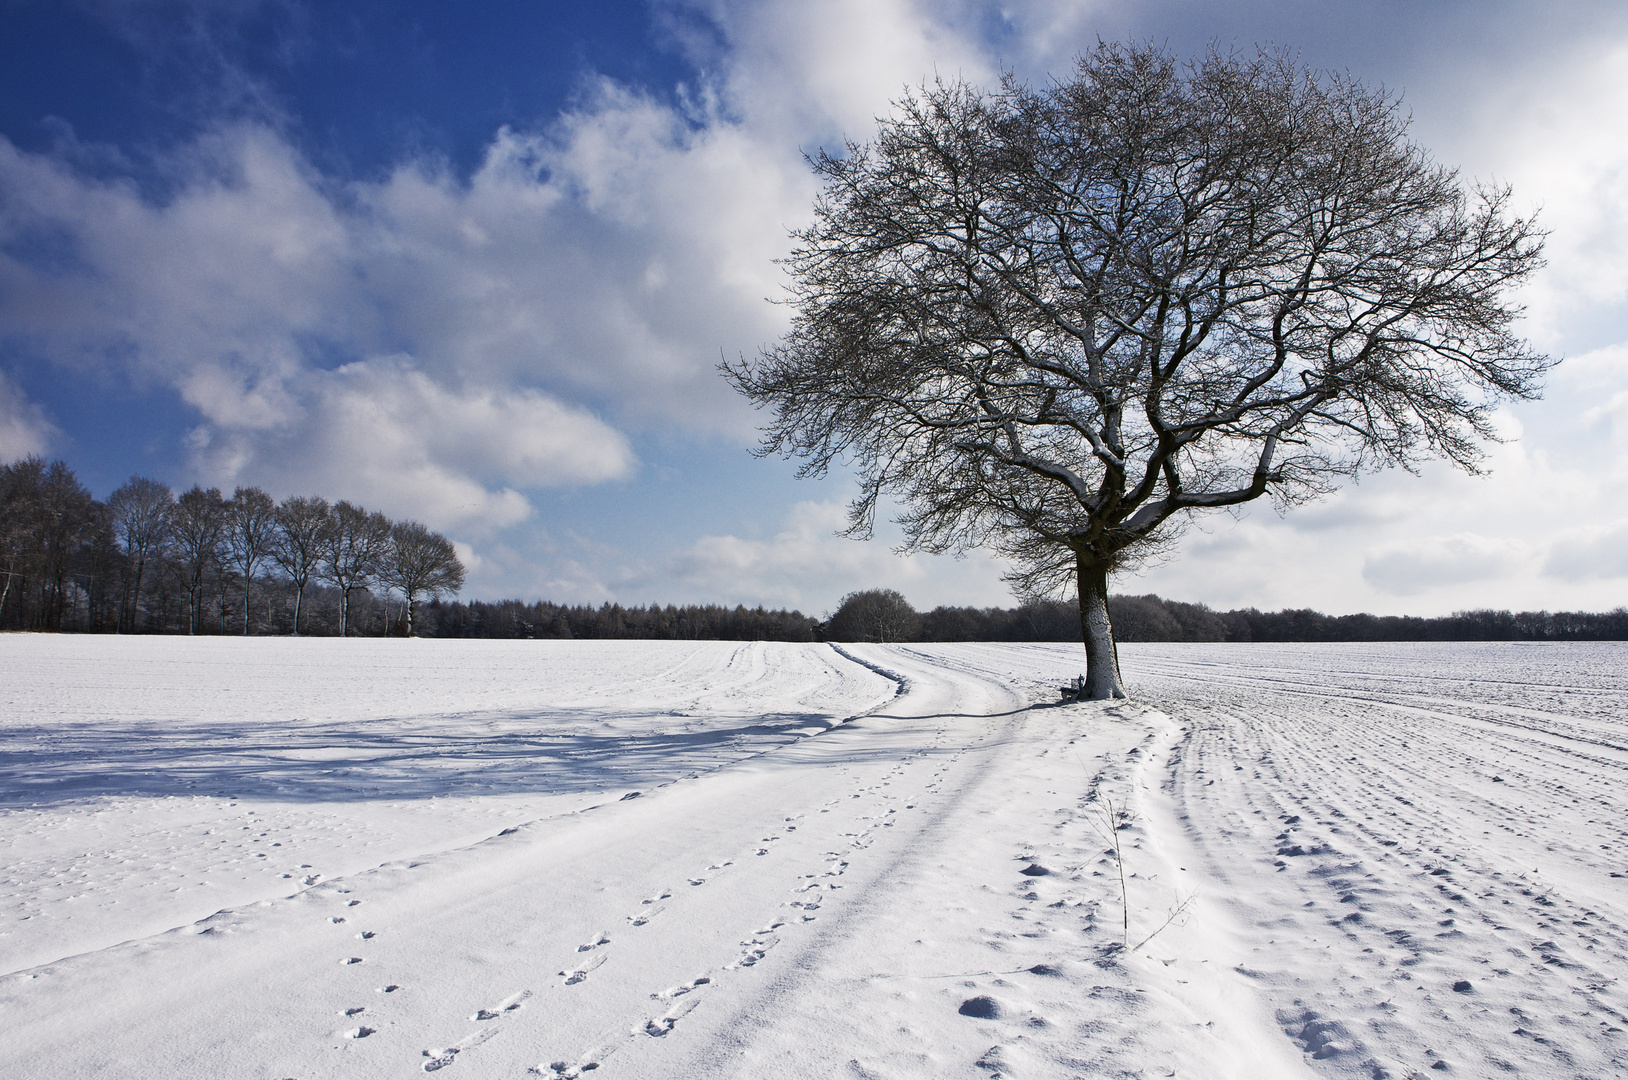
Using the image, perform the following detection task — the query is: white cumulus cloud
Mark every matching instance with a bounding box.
[0,371,56,460]
[1363,533,1535,596]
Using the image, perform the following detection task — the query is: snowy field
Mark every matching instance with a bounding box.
[2,636,1625,1079]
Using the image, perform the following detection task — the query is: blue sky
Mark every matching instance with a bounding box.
[4,0,1628,616]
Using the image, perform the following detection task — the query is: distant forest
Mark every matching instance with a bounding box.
[5,454,1625,642]
[419,593,1628,643]
[1,455,462,636]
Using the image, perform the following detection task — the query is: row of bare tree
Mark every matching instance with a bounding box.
[1,455,464,636]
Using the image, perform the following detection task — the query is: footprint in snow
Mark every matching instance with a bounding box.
[577,932,610,952]
[535,1032,624,1077]
[377,984,401,994]
[642,993,703,1037]
[343,1006,366,1016]
[421,1026,498,1072]
[562,953,608,985]
[472,989,532,1021]
[341,956,364,965]
[346,1026,376,1039]
[728,932,780,969]
[655,975,711,1000]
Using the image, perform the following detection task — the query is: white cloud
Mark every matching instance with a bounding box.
[1438,38,1628,351]
[0,108,800,525]
[1362,533,1534,596]
[685,0,994,141]
[187,357,635,535]
[0,371,55,460]
[1544,524,1628,582]
[654,500,928,609]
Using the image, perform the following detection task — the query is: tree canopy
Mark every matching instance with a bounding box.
[726,44,1550,698]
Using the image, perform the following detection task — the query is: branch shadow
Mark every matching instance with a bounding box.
[0,709,864,807]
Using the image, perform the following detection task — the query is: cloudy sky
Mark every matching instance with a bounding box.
[2,0,1626,617]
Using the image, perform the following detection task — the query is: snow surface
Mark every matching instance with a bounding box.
[1,635,1625,1078]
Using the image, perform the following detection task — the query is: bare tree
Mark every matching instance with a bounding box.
[225,486,277,635]
[272,495,329,636]
[107,477,173,633]
[0,457,36,624]
[0,458,103,631]
[725,45,1550,698]
[170,486,227,635]
[321,500,391,637]
[828,588,921,642]
[378,520,466,637]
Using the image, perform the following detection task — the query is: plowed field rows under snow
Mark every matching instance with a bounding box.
[1,636,1624,1078]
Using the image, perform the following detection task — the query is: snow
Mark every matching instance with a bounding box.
[1,636,1625,1078]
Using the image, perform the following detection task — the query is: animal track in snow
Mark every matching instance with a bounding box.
[576,932,610,952]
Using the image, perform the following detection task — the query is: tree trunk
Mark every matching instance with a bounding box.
[339,586,350,637]
[406,595,417,638]
[1075,553,1127,700]
[130,556,146,633]
[292,579,305,636]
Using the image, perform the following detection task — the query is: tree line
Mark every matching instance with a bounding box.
[1106,594,1628,643]
[6,452,1619,644]
[420,591,1628,644]
[0,455,464,636]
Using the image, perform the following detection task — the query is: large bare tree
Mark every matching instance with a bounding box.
[378,520,465,637]
[725,45,1550,698]
[107,476,173,633]
[321,500,391,637]
[272,495,329,636]
[170,486,227,635]
[225,486,277,635]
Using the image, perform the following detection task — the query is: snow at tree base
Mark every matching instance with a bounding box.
[2,637,1625,1078]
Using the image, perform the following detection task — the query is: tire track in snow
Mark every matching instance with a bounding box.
[1130,644,1628,1079]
